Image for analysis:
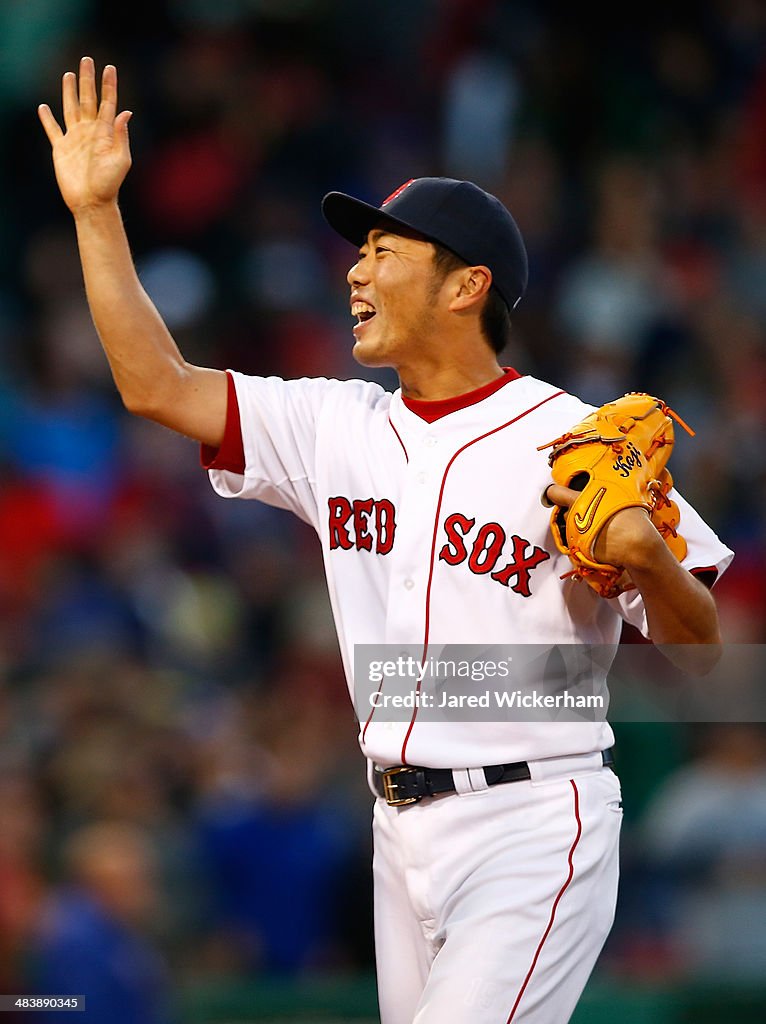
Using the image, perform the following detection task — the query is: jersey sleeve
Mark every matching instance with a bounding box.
[200,371,246,474]
[614,486,734,636]
[205,370,342,530]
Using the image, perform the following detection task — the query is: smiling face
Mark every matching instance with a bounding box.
[346,225,447,370]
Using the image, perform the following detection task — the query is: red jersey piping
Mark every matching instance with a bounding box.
[388,418,409,462]
[398,388,565,763]
[506,779,583,1022]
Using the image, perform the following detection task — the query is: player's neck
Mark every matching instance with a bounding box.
[398,358,505,402]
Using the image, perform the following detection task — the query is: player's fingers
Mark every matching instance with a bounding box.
[78,56,97,118]
[62,70,80,129]
[113,109,133,154]
[97,63,118,124]
[37,104,64,145]
[543,484,580,508]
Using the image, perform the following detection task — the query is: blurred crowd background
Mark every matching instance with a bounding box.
[1,1,765,1021]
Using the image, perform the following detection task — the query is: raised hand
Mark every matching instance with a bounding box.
[38,57,132,215]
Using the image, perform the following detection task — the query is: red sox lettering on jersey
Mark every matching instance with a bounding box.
[438,513,549,596]
[328,496,396,554]
[328,497,550,597]
[207,370,733,770]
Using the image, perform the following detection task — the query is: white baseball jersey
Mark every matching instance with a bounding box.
[207,369,733,770]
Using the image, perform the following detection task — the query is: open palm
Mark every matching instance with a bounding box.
[38,57,132,213]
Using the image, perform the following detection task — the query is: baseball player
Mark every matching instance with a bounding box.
[39,59,733,1023]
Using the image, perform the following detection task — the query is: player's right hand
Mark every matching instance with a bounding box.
[38,57,132,215]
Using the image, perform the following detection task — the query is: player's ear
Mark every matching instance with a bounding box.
[448,266,492,313]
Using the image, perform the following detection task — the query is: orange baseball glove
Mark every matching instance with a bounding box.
[538,392,694,599]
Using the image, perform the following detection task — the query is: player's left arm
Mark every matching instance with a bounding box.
[548,485,721,674]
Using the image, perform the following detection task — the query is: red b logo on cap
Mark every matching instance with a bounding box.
[381,179,415,207]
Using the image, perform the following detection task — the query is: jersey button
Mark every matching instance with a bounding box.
[404,578,415,590]
[416,471,426,484]
[424,435,437,447]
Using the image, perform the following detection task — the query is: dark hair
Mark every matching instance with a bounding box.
[431,243,512,355]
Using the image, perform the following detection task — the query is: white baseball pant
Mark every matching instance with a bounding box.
[372,755,622,1024]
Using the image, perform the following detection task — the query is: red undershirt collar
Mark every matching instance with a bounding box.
[401,367,522,423]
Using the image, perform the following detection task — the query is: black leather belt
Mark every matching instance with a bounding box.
[373,748,615,807]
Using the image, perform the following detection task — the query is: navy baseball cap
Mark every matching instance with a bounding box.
[321,177,528,310]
